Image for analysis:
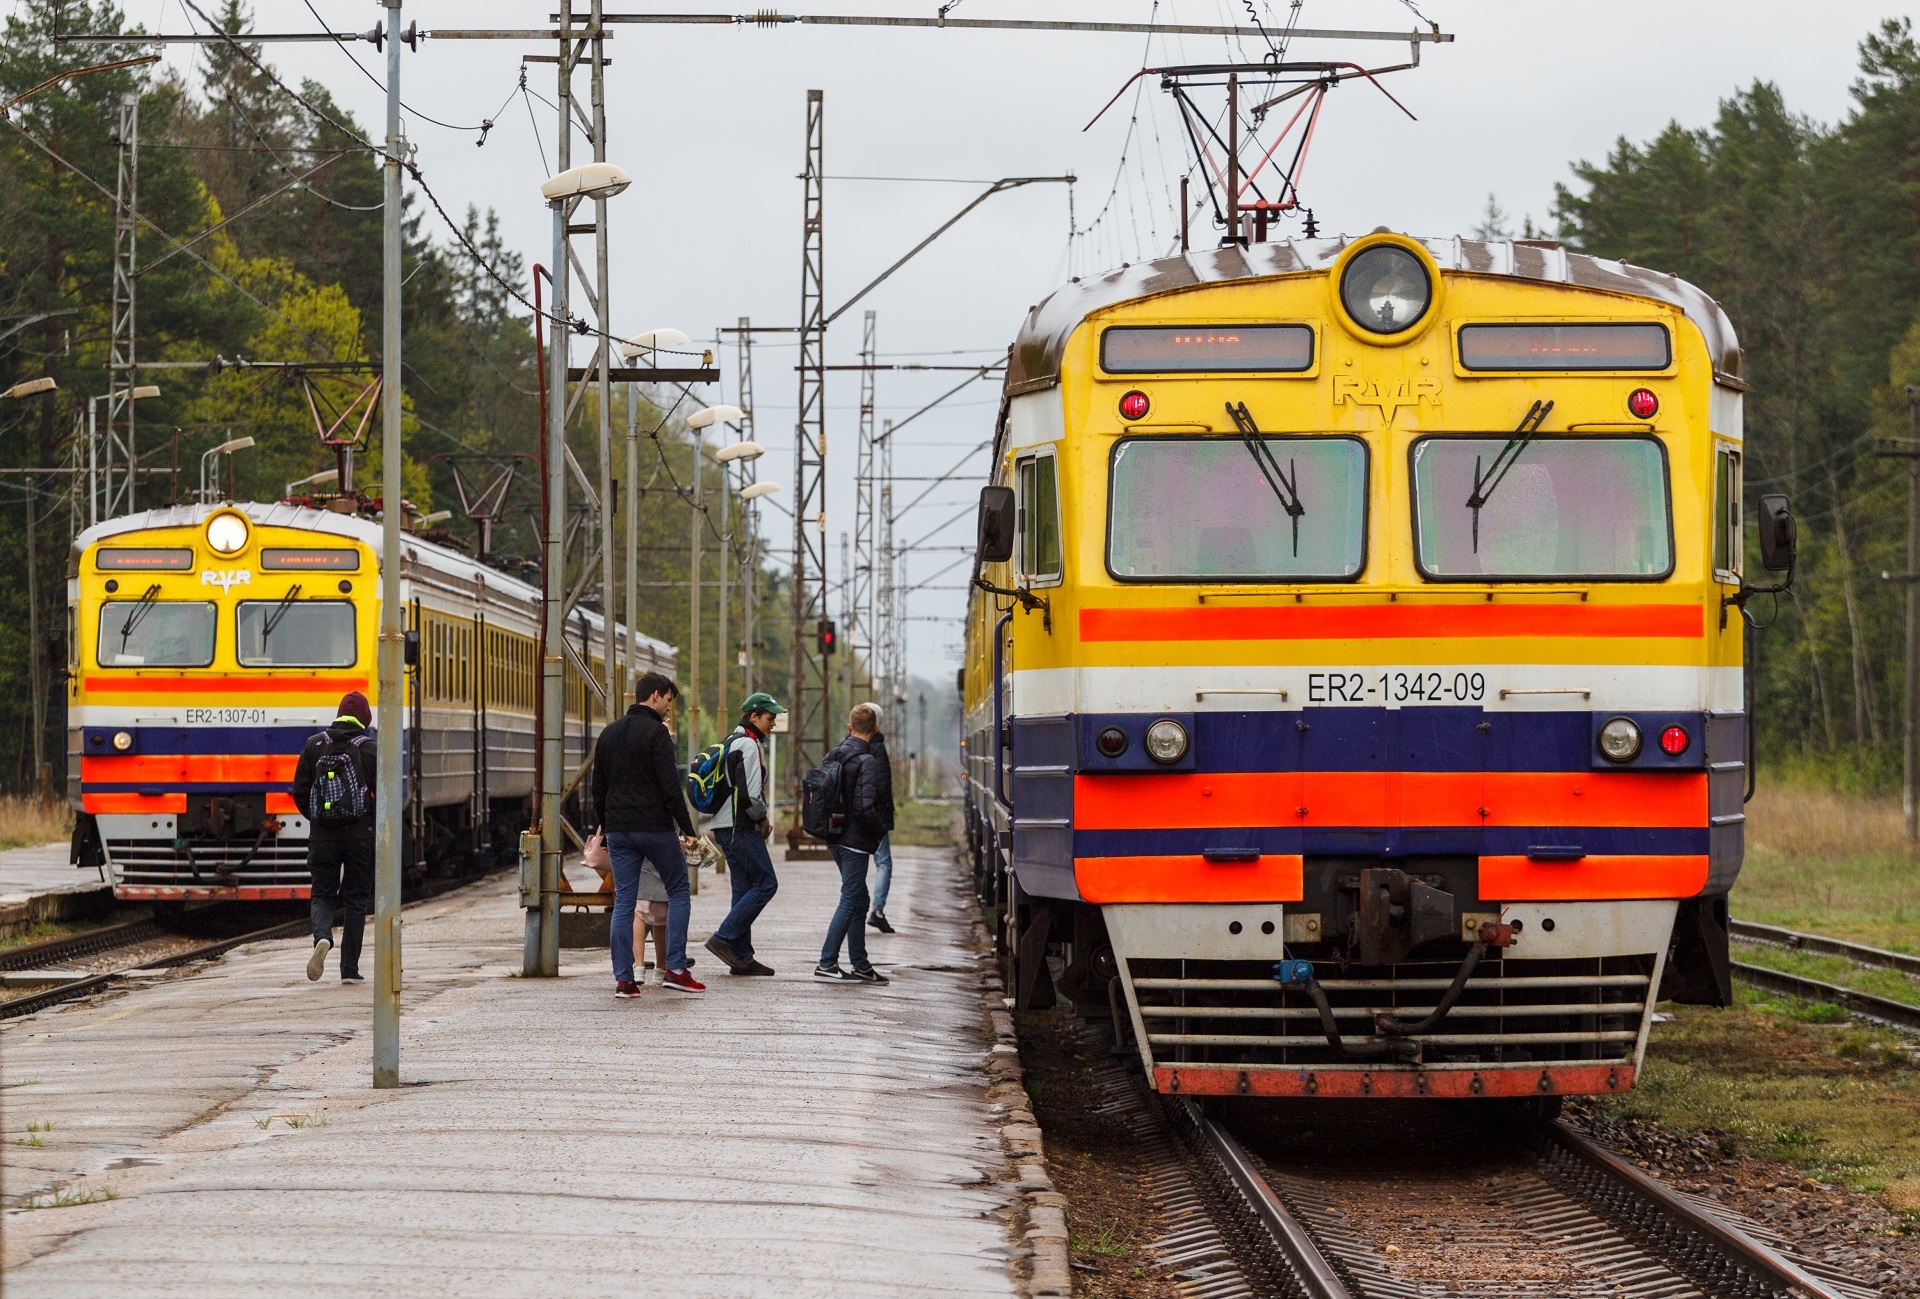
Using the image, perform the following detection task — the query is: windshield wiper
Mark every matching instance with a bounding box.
[260,584,303,645]
[1226,401,1305,557]
[1465,398,1555,552]
[117,584,162,655]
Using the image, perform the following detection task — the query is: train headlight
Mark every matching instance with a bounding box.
[111,730,133,752]
[1144,719,1189,765]
[1597,716,1643,763]
[1340,244,1432,334]
[206,511,250,555]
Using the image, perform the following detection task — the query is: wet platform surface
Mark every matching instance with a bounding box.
[0,841,102,908]
[1,845,1018,1298]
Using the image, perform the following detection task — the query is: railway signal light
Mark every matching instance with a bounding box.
[1628,387,1659,419]
[818,619,837,656]
[1119,389,1150,421]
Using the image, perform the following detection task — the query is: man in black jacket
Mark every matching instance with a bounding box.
[814,703,893,985]
[290,690,377,984]
[592,671,704,996]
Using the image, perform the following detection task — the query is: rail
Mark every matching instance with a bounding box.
[1,917,308,1019]
[1730,918,1920,1033]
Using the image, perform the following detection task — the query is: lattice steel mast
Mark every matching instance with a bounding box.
[789,88,829,812]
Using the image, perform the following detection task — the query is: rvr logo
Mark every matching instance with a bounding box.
[200,568,253,593]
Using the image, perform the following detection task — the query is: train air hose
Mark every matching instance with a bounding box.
[1376,940,1488,1037]
[1277,939,1491,1061]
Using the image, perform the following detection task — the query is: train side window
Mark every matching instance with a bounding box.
[1016,451,1063,584]
[1713,446,1742,584]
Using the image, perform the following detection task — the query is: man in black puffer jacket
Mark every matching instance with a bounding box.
[592,672,704,997]
[813,703,893,985]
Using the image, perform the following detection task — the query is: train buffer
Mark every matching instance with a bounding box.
[0,844,1024,1295]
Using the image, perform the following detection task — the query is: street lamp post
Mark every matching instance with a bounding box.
[685,404,742,759]
[532,161,632,978]
[87,383,158,525]
[4,376,57,805]
[714,434,763,731]
[199,436,254,502]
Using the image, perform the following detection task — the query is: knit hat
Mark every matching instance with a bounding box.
[337,690,372,728]
[859,701,883,726]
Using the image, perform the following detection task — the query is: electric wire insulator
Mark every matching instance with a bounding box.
[751,9,784,26]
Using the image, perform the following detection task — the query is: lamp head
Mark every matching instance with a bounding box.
[687,404,745,431]
[130,385,161,400]
[2,377,56,399]
[739,481,781,501]
[416,510,453,527]
[715,440,764,463]
[213,436,256,456]
[619,328,690,361]
[539,162,633,203]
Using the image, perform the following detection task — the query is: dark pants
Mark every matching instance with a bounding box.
[712,826,778,961]
[608,830,691,980]
[820,845,872,970]
[309,835,374,978]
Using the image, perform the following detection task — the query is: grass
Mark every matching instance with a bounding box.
[1736,781,1920,950]
[1733,942,1920,1009]
[256,1113,328,1130]
[887,798,959,848]
[15,1186,117,1210]
[1604,986,1920,1200]
[0,795,71,852]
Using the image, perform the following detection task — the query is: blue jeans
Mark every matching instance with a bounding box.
[712,826,778,960]
[608,830,691,980]
[870,835,893,914]
[820,845,872,970]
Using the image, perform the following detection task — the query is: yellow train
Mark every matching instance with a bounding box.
[963,232,1796,1103]
[68,502,672,902]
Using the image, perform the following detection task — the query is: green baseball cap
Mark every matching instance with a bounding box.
[741,691,786,715]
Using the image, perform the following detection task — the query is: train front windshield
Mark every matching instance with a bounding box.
[95,599,216,667]
[1107,435,1368,581]
[1410,435,1673,579]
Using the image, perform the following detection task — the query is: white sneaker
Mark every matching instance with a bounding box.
[306,938,331,982]
[642,963,663,987]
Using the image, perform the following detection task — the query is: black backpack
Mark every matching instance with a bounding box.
[799,751,850,840]
[308,732,372,825]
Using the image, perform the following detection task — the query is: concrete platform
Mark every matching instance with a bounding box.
[1,845,1021,1298]
[0,841,111,938]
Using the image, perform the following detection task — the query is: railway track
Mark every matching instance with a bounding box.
[1084,1040,1871,1298]
[1730,919,1920,1034]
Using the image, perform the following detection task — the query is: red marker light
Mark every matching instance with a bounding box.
[1119,390,1151,421]
[1659,725,1689,756]
[1627,388,1659,419]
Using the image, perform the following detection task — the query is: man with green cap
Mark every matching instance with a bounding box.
[703,691,785,975]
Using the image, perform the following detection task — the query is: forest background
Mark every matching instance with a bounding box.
[5,3,1920,797]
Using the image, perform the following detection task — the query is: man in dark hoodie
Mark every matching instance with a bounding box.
[813,703,893,986]
[291,690,377,984]
[592,672,704,997]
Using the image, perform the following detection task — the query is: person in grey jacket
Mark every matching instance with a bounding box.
[703,692,784,976]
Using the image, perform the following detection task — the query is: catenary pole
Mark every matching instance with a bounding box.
[372,0,406,1089]
[689,424,703,762]
[1908,387,1919,847]
[538,187,568,977]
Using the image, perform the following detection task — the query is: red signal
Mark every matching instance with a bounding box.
[1627,388,1659,419]
[1119,390,1151,421]
[1659,725,1689,756]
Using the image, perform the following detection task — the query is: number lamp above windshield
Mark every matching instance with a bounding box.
[205,510,251,556]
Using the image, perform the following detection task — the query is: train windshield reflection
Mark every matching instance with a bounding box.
[96,601,216,667]
[236,601,357,667]
[1107,435,1367,581]
[1411,435,1672,579]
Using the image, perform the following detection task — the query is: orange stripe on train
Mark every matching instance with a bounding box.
[1078,603,1703,642]
[1074,854,1304,904]
[1074,771,1706,830]
[1479,854,1708,900]
[82,755,298,784]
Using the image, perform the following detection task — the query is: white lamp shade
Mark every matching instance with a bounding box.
[417,510,453,526]
[619,328,691,361]
[715,440,764,463]
[307,469,340,484]
[540,162,633,202]
[739,481,782,501]
[687,404,745,430]
[214,436,256,455]
[130,385,161,399]
[2,377,56,399]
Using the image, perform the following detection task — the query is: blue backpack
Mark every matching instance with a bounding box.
[685,741,732,814]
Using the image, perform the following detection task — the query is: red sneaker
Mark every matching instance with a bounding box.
[661,968,705,994]
[613,980,642,998]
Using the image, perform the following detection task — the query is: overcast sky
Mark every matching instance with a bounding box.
[112,0,1920,677]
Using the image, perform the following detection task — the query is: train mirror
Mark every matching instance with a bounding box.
[977,485,1016,565]
[404,628,421,668]
[1757,494,1796,573]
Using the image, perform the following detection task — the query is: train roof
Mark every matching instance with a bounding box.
[1006,235,1745,397]
[72,501,677,660]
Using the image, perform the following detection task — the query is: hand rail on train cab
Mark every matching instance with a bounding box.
[993,611,1012,811]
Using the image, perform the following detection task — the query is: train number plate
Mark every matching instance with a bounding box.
[184,708,269,725]
[1306,671,1488,704]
